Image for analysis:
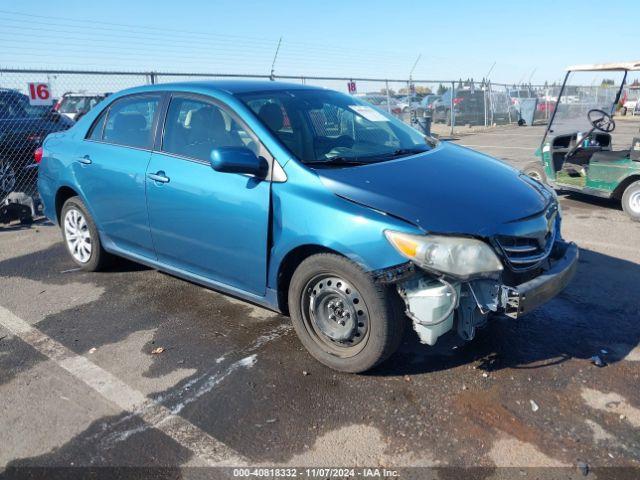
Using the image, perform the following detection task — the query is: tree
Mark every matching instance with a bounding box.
[437,83,448,95]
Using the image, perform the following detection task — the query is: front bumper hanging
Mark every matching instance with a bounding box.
[500,241,579,319]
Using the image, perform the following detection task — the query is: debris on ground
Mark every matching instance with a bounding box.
[302,370,309,376]
[151,347,165,354]
[265,418,277,423]
[88,347,96,354]
[404,375,411,382]
[530,399,539,412]
[482,372,489,378]
[576,460,589,476]
[590,355,606,367]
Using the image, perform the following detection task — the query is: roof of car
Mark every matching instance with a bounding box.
[567,61,640,72]
[141,80,320,95]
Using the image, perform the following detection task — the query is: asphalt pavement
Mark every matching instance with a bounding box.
[1,122,639,478]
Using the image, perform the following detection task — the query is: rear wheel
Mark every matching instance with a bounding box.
[523,161,548,184]
[288,253,405,373]
[61,197,112,271]
[621,180,640,222]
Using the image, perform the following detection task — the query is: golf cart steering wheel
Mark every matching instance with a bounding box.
[588,109,615,133]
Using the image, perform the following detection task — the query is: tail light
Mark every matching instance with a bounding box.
[34,147,43,164]
[453,97,463,106]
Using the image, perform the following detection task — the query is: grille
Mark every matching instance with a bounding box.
[496,215,557,271]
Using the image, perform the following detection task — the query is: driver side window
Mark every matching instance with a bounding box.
[162,97,256,162]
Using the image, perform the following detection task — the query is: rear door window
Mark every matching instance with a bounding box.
[101,95,161,149]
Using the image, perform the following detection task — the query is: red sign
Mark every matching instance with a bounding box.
[347,81,357,94]
[27,82,52,106]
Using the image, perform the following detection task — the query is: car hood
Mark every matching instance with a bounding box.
[316,142,552,237]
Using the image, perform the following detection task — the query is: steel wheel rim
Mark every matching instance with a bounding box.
[301,274,370,358]
[629,190,640,214]
[0,160,16,193]
[64,208,92,263]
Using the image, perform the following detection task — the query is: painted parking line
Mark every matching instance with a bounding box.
[0,305,248,467]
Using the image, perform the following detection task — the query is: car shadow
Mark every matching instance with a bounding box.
[558,190,622,212]
[370,246,640,376]
[0,217,52,232]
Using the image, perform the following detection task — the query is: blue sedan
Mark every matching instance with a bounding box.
[37,81,578,372]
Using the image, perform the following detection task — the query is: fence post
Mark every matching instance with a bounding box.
[385,80,391,113]
[450,81,455,135]
[147,72,157,85]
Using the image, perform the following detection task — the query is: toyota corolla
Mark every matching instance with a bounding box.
[37,81,578,372]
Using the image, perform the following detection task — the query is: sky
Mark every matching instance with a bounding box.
[0,0,638,92]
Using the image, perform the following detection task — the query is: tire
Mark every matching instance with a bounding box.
[0,159,17,193]
[621,180,640,222]
[60,196,112,271]
[288,253,405,373]
[523,161,548,184]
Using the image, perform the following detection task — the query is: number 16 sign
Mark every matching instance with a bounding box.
[28,82,53,106]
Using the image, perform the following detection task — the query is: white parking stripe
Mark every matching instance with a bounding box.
[0,305,247,467]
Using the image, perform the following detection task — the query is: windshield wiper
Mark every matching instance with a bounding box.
[304,156,368,167]
[389,148,430,157]
[364,148,430,161]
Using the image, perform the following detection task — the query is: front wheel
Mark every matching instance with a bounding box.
[621,180,640,222]
[523,161,548,184]
[288,253,405,373]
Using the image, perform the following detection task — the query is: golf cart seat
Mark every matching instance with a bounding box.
[590,150,630,162]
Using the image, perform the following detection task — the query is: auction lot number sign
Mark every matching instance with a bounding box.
[27,82,53,106]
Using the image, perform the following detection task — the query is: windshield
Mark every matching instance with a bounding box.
[59,96,103,114]
[238,89,435,165]
[0,93,54,120]
[547,71,626,137]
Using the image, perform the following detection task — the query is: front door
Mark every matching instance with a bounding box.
[74,93,162,259]
[145,94,271,295]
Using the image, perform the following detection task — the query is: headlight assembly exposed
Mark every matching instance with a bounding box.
[384,230,503,279]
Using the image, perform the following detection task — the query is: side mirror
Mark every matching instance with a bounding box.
[210,146,266,176]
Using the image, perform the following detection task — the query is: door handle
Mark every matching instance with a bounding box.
[77,155,92,165]
[147,171,170,184]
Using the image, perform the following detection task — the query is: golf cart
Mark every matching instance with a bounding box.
[523,61,640,221]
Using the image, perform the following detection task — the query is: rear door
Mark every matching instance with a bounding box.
[145,93,271,295]
[74,93,162,259]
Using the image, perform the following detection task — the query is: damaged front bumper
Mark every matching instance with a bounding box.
[501,241,579,318]
[394,240,579,345]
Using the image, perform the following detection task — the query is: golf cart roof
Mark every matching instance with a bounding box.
[567,61,640,72]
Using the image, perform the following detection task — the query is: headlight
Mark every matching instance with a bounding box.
[384,230,503,279]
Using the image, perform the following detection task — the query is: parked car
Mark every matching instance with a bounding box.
[55,92,110,121]
[621,88,639,115]
[360,95,402,115]
[398,95,423,112]
[433,89,514,126]
[38,81,578,372]
[419,94,441,113]
[0,89,73,196]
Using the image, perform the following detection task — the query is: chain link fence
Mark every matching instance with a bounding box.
[0,68,553,219]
